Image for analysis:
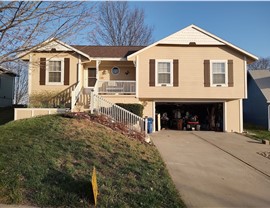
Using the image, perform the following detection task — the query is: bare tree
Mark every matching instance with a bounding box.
[0,1,96,65]
[248,57,270,70]
[89,1,153,46]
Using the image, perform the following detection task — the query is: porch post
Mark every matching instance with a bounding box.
[90,90,94,114]
[95,60,101,94]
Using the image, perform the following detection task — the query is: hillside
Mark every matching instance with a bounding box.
[0,114,185,207]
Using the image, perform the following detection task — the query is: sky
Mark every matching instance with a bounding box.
[125,1,270,58]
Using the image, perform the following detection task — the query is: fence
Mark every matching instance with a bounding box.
[90,91,147,134]
[14,108,68,120]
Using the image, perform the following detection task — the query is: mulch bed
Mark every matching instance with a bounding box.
[62,112,148,143]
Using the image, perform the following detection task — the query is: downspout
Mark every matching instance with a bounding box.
[28,54,33,98]
[244,56,247,99]
[239,99,243,133]
[135,55,139,98]
[268,104,270,131]
[77,54,81,83]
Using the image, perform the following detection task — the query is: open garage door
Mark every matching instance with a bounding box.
[155,102,224,131]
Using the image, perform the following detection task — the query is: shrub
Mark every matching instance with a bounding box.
[29,91,60,108]
[116,103,144,117]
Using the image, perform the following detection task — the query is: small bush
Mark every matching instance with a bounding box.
[116,103,144,117]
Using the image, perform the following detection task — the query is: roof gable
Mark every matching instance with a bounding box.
[0,66,17,77]
[19,39,90,60]
[159,26,224,45]
[249,70,270,102]
[128,24,258,61]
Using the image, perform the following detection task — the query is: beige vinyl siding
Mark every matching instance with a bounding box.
[136,45,245,99]
[98,61,135,81]
[140,99,154,118]
[226,99,241,132]
[101,95,139,104]
[30,52,79,94]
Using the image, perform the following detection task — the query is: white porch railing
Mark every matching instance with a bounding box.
[97,80,136,94]
[71,82,82,111]
[90,91,147,134]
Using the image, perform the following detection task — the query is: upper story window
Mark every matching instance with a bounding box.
[210,60,228,87]
[46,58,64,85]
[156,60,173,86]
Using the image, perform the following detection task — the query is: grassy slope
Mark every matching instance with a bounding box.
[0,115,185,208]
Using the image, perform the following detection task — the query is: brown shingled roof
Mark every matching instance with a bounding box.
[71,45,145,58]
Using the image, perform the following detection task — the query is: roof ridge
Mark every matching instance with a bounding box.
[71,45,146,47]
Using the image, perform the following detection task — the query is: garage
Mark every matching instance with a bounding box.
[155,102,224,131]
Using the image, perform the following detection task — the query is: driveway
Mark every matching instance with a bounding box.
[151,130,270,208]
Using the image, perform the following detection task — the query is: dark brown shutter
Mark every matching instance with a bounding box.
[204,60,210,87]
[173,59,179,87]
[40,58,46,85]
[149,59,155,87]
[64,58,70,85]
[228,60,234,87]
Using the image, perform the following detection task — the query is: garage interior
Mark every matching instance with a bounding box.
[155,102,223,131]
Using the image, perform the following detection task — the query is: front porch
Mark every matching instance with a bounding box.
[96,80,136,95]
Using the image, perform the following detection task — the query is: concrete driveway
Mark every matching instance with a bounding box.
[151,130,270,208]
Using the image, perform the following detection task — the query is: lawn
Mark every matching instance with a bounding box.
[0,114,185,207]
[244,124,270,141]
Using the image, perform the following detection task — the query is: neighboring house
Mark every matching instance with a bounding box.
[20,24,257,133]
[244,70,270,129]
[0,66,17,107]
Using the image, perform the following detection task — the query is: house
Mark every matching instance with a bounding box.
[20,24,258,133]
[244,70,270,129]
[0,66,17,107]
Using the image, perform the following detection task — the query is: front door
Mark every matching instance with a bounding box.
[88,68,97,87]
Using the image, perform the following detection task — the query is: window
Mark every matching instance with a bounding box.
[46,58,64,85]
[211,60,227,86]
[156,60,173,86]
[111,66,120,75]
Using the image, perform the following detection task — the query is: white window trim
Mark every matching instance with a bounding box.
[155,59,173,86]
[210,60,228,87]
[46,58,64,85]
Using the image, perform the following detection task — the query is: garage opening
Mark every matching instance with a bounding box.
[155,102,223,131]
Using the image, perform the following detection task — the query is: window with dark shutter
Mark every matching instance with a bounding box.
[204,60,210,87]
[149,59,155,86]
[64,58,70,85]
[40,58,46,85]
[228,60,234,87]
[173,59,179,87]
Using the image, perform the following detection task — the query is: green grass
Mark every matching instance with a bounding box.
[244,124,270,141]
[0,107,14,125]
[0,115,185,207]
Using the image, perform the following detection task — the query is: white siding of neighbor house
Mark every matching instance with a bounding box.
[0,74,15,107]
